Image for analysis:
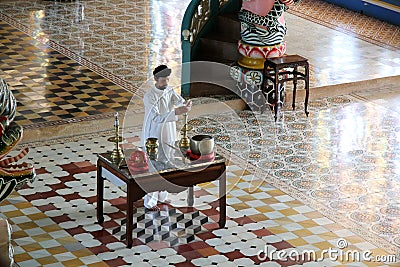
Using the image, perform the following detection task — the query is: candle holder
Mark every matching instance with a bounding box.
[179,113,192,149]
[108,112,124,162]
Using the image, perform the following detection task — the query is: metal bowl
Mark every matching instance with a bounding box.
[190,135,214,155]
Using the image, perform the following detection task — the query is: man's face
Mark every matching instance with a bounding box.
[155,76,169,90]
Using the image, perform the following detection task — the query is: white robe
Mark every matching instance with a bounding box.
[141,86,185,208]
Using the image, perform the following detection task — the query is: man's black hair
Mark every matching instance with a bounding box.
[153,65,171,78]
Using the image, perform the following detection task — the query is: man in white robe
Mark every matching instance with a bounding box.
[141,65,192,211]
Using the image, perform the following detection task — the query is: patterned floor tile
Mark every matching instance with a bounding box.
[0,0,398,103]
[0,120,396,265]
[0,192,105,267]
[0,21,133,128]
[179,95,400,257]
[0,0,399,266]
[288,0,400,50]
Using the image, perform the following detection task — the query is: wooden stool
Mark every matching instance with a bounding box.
[262,55,310,121]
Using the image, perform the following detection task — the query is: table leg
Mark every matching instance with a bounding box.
[218,171,226,228]
[96,163,104,224]
[188,186,194,207]
[305,63,310,116]
[126,184,134,248]
[261,67,270,114]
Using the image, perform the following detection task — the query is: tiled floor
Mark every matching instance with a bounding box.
[0,0,184,91]
[3,130,394,266]
[186,98,400,251]
[0,22,132,127]
[0,0,399,129]
[0,0,399,266]
[288,0,400,50]
[0,0,399,94]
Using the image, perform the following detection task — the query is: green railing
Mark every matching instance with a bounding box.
[181,0,240,97]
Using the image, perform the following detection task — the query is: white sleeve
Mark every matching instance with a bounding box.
[171,89,185,107]
[144,94,178,124]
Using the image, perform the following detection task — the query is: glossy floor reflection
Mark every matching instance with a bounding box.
[0,21,132,127]
[0,0,190,90]
[3,93,399,266]
[0,0,399,92]
[183,95,400,254]
[0,0,399,266]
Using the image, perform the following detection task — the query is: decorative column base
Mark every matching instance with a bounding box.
[230,63,286,113]
[230,41,287,112]
[230,64,265,112]
[237,56,265,70]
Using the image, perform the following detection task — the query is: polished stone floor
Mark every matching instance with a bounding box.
[0,0,399,266]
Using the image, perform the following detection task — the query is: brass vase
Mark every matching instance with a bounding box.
[145,138,158,160]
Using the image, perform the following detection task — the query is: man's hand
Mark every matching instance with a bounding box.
[175,100,192,115]
[184,99,192,108]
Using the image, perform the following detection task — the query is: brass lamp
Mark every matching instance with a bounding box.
[179,112,191,149]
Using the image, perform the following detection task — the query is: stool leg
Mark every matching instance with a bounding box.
[261,75,266,114]
[274,70,279,122]
[305,63,310,117]
[292,66,297,110]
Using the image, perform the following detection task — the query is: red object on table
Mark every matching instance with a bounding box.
[186,150,215,161]
[127,150,149,173]
[127,164,149,173]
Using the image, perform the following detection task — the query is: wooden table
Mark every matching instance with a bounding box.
[96,148,226,248]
